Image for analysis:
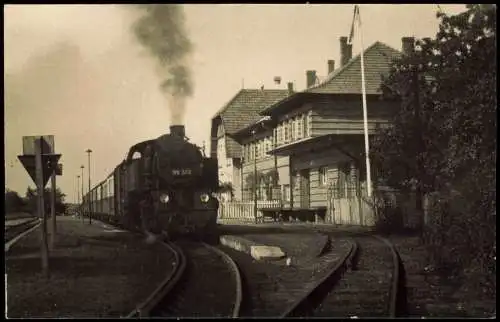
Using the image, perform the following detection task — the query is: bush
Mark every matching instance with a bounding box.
[423,189,496,287]
[372,190,407,235]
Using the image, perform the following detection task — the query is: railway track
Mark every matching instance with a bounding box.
[128,237,242,318]
[282,234,407,318]
[5,218,41,252]
[219,236,355,317]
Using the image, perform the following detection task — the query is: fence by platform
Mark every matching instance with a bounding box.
[325,183,420,228]
[217,200,281,224]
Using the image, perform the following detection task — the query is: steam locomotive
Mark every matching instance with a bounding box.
[81,125,219,240]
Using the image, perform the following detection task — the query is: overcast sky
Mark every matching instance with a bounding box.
[4,4,466,203]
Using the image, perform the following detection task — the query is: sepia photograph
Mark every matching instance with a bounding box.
[4,3,496,318]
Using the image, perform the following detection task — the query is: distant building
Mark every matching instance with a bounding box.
[233,37,407,223]
[210,89,290,201]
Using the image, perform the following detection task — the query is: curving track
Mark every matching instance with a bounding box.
[282,234,406,318]
[128,237,242,318]
[5,218,41,252]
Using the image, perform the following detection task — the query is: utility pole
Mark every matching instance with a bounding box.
[252,131,258,224]
[50,164,57,250]
[80,165,85,221]
[77,175,80,205]
[86,149,92,225]
[77,175,82,222]
[35,138,49,278]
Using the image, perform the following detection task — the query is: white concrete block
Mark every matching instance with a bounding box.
[219,235,250,253]
[250,245,286,260]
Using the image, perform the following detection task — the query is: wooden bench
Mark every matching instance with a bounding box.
[259,207,327,223]
[259,207,283,222]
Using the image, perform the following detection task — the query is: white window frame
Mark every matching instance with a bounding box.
[297,115,303,139]
[319,167,327,186]
[283,121,289,143]
[304,111,312,138]
[282,184,291,202]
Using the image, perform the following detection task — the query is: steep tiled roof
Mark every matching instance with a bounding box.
[211,89,289,158]
[260,41,401,116]
[305,41,401,94]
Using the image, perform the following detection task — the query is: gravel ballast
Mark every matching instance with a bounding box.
[220,237,352,317]
[6,217,176,318]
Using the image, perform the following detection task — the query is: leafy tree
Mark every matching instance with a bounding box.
[24,187,67,216]
[372,4,496,283]
[373,4,496,203]
[5,189,26,214]
[217,182,234,198]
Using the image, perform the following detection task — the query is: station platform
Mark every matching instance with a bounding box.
[219,228,329,263]
[5,217,38,228]
[5,216,176,318]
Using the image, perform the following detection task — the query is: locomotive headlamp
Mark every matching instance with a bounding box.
[159,193,170,203]
[200,193,210,203]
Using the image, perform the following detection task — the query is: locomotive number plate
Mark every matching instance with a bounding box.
[172,169,192,175]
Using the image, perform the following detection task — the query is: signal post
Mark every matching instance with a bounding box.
[18,135,62,277]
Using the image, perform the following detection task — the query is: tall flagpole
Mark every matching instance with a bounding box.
[355,5,373,197]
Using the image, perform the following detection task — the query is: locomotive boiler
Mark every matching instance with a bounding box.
[83,125,219,241]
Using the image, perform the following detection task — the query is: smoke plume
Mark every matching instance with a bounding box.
[132,4,193,125]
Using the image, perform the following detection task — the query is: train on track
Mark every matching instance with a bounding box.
[81,125,220,240]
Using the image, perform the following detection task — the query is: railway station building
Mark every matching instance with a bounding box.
[210,89,290,201]
[224,37,411,224]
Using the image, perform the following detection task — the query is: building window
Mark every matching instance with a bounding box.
[292,117,298,140]
[319,167,327,186]
[226,158,232,167]
[303,114,308,138]
[308,111,312,136]
[303,111,312,138]
[260,182,267,201]
[284,122,289,143]
[282,184,290,202]
[297,115,303,139]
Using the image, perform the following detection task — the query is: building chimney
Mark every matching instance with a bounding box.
[287,82,294,95]
[402,37,415,56]
[274,76,282,85]
[306,70,317,88]
[170,125,185,138]
[327,60,335,74]
[340,36,353,67]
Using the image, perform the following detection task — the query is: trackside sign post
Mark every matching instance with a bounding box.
[17,135,62,278]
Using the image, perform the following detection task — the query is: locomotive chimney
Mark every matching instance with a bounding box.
[170,125,186,138]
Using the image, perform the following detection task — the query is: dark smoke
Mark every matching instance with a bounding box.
[132,4,193,125]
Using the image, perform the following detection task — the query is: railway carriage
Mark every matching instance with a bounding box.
[82,125,219,240]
